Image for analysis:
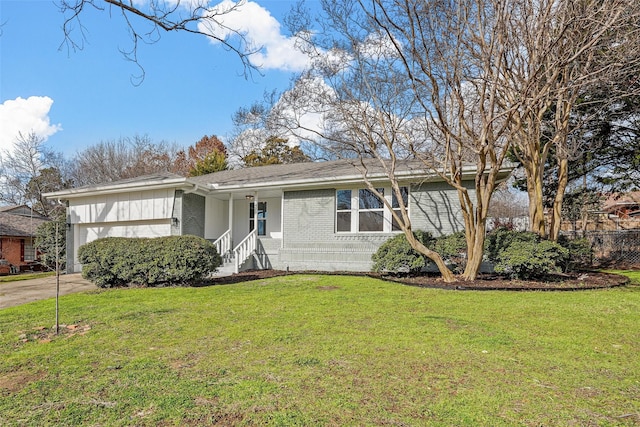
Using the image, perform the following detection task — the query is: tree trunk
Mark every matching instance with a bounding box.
[548,156,568,241]
[404,230,456,283]
[524,156,547,238]
[462,221,486,281]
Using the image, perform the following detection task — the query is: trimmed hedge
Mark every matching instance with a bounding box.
[494,239,569,279]
[371,230,435,274]
[434,231,468,273]
[373,227,579,280]
[484,227,539,263]
[557,235,593,271]
[78,235,222,288]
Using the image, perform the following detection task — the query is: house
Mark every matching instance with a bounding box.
[603,191,640,220]
[44,159,512,274]
[0,205,50,273]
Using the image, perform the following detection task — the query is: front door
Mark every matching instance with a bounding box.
[249,202,267,236]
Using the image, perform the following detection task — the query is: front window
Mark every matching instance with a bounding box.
[249,202,267,236]
[336,186,409,233]
[392,187,409,231]
[336,190,352,232]
[358,188,384,232]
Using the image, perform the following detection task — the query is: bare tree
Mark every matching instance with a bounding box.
[58,0,260,83]
[281,0,520,281]
[0,132,68,215]
[503,0,640,240]
[277,0,640,279]
[69,135,184,186]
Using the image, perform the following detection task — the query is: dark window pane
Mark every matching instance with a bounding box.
[359,188,384,209]
[337,190,351,210]
[392,209,402,231]
[392,187,409,209]
[337,212,351,232]
[250,202,267,235]
[359,211,384,232]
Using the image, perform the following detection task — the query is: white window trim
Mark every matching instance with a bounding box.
[335,186,409,234]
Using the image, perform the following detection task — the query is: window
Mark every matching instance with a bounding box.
[336,190,352,232]
[336,186,409,233]
[358,188,384,232]
[249,202,267,236]
[392,187,409,231]
[23,239,35,262]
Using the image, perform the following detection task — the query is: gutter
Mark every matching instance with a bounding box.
[207,164,514,193]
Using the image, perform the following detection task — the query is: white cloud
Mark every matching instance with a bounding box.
[198,0,312,72]
[0,96,62,152]
[272,76,335,144]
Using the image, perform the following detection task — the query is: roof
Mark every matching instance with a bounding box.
[0,205,49,219]
[45,158,514,199]
[0,212,50,238]
[603,191,640,211]
[189,158,437,190]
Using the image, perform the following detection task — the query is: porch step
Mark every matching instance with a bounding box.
[213,262,236,277]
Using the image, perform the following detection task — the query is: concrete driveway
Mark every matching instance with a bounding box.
[0,274,96,309]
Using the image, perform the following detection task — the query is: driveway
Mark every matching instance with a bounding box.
[0,274,96,309]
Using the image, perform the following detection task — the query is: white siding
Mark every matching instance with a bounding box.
[69,189,175,224]
[78,220,172,242]
[71,220,173,272]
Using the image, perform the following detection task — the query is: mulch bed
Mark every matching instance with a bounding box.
[201,269,631,291]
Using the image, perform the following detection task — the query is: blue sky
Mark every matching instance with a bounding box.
[0,0,312,157]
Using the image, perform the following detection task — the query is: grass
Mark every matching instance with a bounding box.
[1,273,639,426]
[0,271,54,283]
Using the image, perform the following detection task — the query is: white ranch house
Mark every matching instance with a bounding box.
[45,159,512,274]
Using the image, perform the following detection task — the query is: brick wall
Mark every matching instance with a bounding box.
[410,181,468,237]
[275,184,467,272]
[0,237,24,266]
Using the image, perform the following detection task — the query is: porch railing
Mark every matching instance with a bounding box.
[233,229,257,274]
[213,229,232,263]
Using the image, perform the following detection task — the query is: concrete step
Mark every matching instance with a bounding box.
[213,262,236,277]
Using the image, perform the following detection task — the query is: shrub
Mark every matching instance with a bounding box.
[484,228,540,262]
[372,230,435,274]
[434,231,468,273]
[78,235,222,287]
[557,236,593,271]
[494,239,569,279]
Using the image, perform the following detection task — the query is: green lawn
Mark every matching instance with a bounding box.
[1,273,638,426]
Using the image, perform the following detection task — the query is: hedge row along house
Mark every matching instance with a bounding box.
[0,205,49,274]
[45,159,512,275]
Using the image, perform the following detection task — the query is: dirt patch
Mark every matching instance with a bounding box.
[199,270,630,291]
[15,323,92,345]
[0,370,46,393]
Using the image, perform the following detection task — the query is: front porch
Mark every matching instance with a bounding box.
[206,190,283,274]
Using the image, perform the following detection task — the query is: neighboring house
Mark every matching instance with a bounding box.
[44,159,512,274]
[0,205,50,272]
[603,191,640,219]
